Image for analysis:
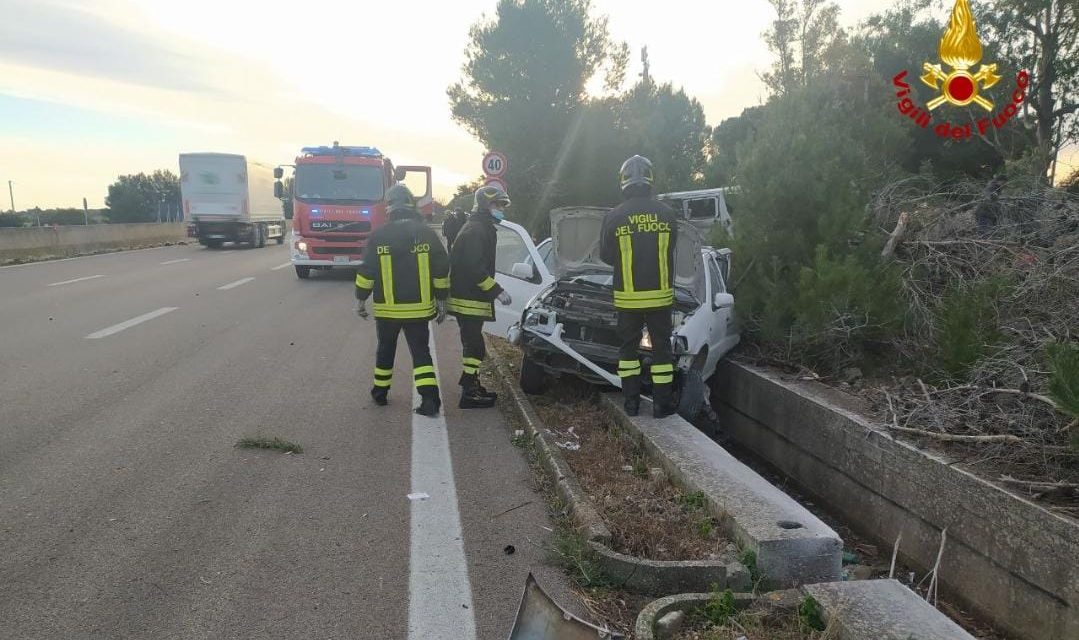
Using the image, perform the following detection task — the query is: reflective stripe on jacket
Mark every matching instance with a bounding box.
[355,212,449,320]
[600,196,678,310]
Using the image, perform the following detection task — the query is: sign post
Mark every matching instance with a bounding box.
[83,198,89,225]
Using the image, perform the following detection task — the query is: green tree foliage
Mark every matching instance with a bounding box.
[706,107,764,186]
[1046,341,1079,420]
[448,0,627,229]
[0,213,29,227]
[932,278,1009,380]
[616,49,709,193]
[980,0,1079,180]
[729,44,910,368]
[762,0,844,95]
[105,170,180,223]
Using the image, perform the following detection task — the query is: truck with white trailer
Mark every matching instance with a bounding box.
[179,153,286,249]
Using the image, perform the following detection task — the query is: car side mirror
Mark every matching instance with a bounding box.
[394,167,406,181]
[714,292,734,309]
[273,167,284,179]
[273,181,284,199]
[511,262,535,280]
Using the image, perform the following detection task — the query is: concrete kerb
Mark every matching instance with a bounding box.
[601,394,843,589]
[803,580,976,640]
[634,591,759,640]
[635,581,976,640]
[486,341,750,595]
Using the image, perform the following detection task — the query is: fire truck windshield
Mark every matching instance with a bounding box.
[295,164,383,203]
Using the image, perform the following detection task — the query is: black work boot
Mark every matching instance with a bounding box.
[370,387,389,406]
[622,377,641,417]
[652,385,676,419]
[474,384,498,401]
[460,386,497,409]
[415,392,441,417]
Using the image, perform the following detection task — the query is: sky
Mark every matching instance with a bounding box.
[0,0,969,210]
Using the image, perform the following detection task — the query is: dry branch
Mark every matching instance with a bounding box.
[888,424,1023,444]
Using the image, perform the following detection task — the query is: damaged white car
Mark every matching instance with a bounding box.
[484,207,740,419]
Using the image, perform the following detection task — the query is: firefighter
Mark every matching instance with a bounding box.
[448,185,513,409]
[354,184,449,417]
[599,155,679,418]
[442,207,468,251]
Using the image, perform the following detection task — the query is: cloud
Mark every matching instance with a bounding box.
[0,0,225,94]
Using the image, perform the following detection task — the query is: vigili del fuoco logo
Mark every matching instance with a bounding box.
[893,0,1029,140]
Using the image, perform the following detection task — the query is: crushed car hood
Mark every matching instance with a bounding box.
[549,206,702,291]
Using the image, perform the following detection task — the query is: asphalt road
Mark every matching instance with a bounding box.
[0,243,578,639]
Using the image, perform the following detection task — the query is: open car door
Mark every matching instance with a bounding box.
[487,220,555,338]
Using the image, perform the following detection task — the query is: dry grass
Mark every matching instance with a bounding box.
[528,377,729,562]
[677,595,837,640]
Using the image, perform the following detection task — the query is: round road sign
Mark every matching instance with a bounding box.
[483,177,507,194]
[482,151,507,178]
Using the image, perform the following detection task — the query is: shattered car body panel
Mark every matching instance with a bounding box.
[507,573,622,640]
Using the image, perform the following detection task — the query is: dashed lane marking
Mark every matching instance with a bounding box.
[47,275,105,287]
[217,277,255,290]
[85,307,179,339]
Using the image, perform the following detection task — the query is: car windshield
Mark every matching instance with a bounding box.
[295,164,383,203]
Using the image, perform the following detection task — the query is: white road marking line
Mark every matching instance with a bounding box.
[85,307,178,339]
[160,258,191,265]
[408,329,476,640]
[47,274,105,287]
[217,277,255,290]
[271,262,292,271]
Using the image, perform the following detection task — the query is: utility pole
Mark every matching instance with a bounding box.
[83,197,89,225]
[7,180,14,214]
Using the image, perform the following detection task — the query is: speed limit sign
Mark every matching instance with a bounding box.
[482,151,507,178]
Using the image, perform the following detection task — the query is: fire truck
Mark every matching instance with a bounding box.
[274,143,432,279]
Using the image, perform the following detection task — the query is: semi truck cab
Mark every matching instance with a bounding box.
[275,143,432,279]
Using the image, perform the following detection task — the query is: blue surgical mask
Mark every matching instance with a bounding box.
[491,208,505,221]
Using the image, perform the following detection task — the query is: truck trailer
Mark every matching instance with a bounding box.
[180,153,286,249]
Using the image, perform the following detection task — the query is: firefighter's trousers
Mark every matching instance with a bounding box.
[456,317,487,389]
[373,319,439,399]
[616,308,674,407]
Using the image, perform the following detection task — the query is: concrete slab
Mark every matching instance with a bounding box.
[602,394,842,588]
[803,580,975,640]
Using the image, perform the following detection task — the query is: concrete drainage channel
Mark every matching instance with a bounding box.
[487,341,978,639]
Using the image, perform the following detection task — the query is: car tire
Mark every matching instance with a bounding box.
[676,368,708,421]
[519,355,548,395]
[295,265,311,279]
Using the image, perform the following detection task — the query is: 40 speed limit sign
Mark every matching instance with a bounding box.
[482,151,507,178]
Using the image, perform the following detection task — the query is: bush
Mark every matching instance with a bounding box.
[0,213,28,227]
[931,278,1009,381]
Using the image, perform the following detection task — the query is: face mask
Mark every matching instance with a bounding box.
[490,208,505,221]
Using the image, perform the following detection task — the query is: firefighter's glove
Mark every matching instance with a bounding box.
[497,290,512,306]
[435,299,447,324]
[353,299,369,320]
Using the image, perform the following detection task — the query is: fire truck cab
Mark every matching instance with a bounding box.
[275,143,432,279]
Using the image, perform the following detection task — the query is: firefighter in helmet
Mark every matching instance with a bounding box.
[354,184,449,416]
[599,155,679,418]
[447,185,513,409]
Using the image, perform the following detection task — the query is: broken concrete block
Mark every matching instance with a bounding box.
[803,579,975,640]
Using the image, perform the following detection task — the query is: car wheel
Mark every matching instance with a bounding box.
[295,265,311,279]
[519,355,548,395]
[676,368,708,421]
